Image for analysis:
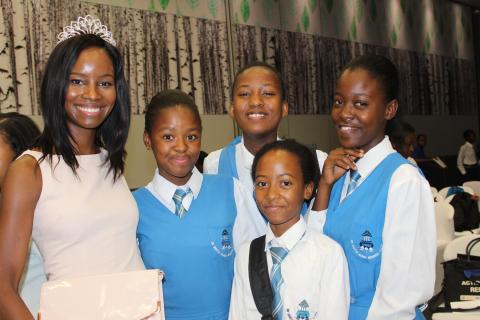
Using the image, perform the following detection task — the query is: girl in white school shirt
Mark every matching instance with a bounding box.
[230,140,349,320]
[312,54,436,320]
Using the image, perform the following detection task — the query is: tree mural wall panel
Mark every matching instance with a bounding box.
[0,0,477,116]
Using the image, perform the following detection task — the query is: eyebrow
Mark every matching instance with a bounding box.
[69,72,114,77]
[237,83,276,88]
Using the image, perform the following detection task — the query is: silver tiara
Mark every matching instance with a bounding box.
[57,15,116,46]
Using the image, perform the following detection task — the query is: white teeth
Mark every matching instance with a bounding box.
[247,113,265,119]
[76,106,100,113]
[339,126,356,132]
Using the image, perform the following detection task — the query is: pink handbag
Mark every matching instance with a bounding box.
[38,269,164,320]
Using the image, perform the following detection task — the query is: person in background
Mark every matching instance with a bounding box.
[457,129,479,182]
[0,113,46,318]
[412,133,427,160]
[386,119,417,165]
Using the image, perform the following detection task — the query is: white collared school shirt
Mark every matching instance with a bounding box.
[229,217,350,320]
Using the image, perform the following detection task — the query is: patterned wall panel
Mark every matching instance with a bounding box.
[0,0,477,116]
[231,0,474,60]
[0,0,231,115]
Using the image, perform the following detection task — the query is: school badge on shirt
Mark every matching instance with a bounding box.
[350,229,381,260]
[211,228,234,257]
[287,299,317,320]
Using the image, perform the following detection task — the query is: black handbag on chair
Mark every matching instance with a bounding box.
[441,237,480,311]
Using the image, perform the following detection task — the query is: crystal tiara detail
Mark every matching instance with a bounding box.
[57,15,116,46]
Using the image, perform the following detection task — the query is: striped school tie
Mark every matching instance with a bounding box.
[270,245,289,320]
[172,188,190,218]
[346,170,361,197]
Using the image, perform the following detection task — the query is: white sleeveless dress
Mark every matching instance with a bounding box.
[22,149,144,282]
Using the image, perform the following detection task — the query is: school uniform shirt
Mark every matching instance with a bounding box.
[229,217,350,320]
[308,136,436,320]
[457,141,478,175]
[204,136,328,196]
[145,167,265,251]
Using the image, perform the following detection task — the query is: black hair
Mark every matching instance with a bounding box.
[37,34,130,180]
[341,54,399,103]
[230,61,286,101]
[144,89,202,134]
[0,112,40,158]
[251,139,319,201]
[464,129,475,140]
[386,120,415,150]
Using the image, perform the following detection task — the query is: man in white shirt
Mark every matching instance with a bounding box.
[457,129,479,182]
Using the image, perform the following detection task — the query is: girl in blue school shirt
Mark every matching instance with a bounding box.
[133,89,264,320]
[312,54,436,320]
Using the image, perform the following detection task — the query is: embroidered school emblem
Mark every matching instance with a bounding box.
[350,230,382,260]
[286,299,317,320]
[211,228,234,257]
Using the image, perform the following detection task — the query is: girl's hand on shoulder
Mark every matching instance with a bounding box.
[320,148,364,186]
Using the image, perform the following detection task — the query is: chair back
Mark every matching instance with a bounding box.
[435,202,455,243]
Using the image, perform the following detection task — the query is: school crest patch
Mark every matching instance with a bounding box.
[350,229,382,260]
[286,299,317,320]
[211,228,234,257]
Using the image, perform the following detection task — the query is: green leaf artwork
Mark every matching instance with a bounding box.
[351,17,357,40]
[234,12,240,24]
[391,26,397,46]
[296,23,301,32]
[369,0,377,22]
[208,0,218,18]
[159,0,169,10]
[325,0,334,13]
[302,6,310,31]
[186,0,199,9]
[309,0,318,12]
[241,0,250,23]
[128,0,134,6]
[149,0,156,12]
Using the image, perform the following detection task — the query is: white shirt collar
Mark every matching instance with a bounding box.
[239,136,255,171]
[150,166,203,200]
[265,216,306,251]
[354,136,396,180]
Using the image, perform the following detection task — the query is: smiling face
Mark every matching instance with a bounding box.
[229,67,288,138]
[143,105,201,186]
[64,47,116,138]
[331,68,398,153]
[254,149,313,237]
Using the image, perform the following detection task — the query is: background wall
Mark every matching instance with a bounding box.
[1,0,478,188]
